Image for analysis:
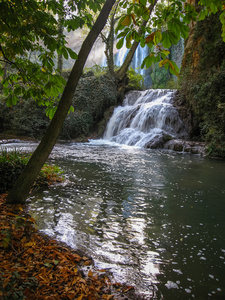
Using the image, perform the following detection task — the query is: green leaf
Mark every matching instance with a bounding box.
[117,31,126,39]
[140,0,147,6]
[153,30,162,45]
[62,47,68,60]
[69,106,74,113]
[116,38,124,49]
[162,32,172,48]
[44,263,53,268]
[168,18,182,36]
[161,49,170,59]
[220,10,225,42]
[140,37,146,48]
[6,96,13,107]
[126,39,132,48]
[180,24,189,39]
[145,55,155,69]
[133,31,140,42]
[3,80,9,88]
[12,95,18,105]
[46,106,57,120]
[198,7,209,21]
[67,48,78,60]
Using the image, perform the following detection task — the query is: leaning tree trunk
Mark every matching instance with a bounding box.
[6,0,116,204]
[116,0,158,81]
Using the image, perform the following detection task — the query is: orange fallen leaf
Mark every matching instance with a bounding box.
[84,260,92,266]
[82,256,89,261]
[88,269,94,277]
[24,241,36,247]
[123,286,134,293]
[102,295,114,299]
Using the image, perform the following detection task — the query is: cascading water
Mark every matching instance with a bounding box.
[103,89,188,148]
[102,43,152,87]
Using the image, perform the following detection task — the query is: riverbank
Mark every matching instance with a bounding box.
[0,194,142,300]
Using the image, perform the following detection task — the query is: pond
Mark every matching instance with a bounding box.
[7,139,225,299]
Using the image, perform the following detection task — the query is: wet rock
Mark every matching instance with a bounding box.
[145,134,172,149]
[164,139,206,155]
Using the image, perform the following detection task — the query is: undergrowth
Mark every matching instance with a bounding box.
[0,149,64,194]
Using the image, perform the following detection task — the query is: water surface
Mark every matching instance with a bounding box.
[6,140,225,299]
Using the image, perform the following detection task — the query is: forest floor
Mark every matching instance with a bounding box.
[0,194,141,300]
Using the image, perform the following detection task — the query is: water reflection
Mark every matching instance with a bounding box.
[4,141,225,299]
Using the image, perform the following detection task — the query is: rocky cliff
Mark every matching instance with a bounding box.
[175,12,225,158]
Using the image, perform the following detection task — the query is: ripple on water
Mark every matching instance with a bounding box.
[11,141,224,299]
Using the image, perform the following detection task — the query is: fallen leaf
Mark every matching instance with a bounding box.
[24,241,36,247]
[88,270,93,277]
[123,286,134,293]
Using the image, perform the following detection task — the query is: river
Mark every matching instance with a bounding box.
[4,139,225,299]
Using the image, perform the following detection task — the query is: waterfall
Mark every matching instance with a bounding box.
[103,89,188,149]
[102,43,152,87]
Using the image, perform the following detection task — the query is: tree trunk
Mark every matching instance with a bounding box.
[116,0,158,81]
[57,0,65,74]
[6,0,116,204]
[102,1,119,77]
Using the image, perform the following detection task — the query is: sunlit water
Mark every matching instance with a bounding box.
[3,140,225,299]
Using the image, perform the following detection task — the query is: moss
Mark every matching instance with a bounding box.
[177,12,225,158]
[0,99,49,139]
[60,74,118,140]
[0,72,118,141]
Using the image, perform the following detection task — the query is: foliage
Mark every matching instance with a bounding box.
[115,0,225,76]
[0,149,63,194]
[150,61,170,88]
[126,67,145,90]
[0,0,104,118]
[0,98,49,138]
[0,149,28,194]
[178,12,225,158]
[83,65,145,90]
[84,64,108,77]
[61,73,117,139]
[0,71,118,141]
[61,110,94,139]
[166,77,180,89]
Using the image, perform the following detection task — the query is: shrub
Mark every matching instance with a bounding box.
[0,149,63,194]
[127,67,145,90]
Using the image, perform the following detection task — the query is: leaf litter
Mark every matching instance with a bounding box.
[0,194,141,300]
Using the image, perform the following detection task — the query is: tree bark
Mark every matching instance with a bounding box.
[6,0,116,204]
[57,1,64,74]
[102,1,120,77]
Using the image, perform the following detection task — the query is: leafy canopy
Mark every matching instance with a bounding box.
[0,0,104,118]
[115,0,225,76]
[1,0,224,112]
